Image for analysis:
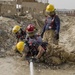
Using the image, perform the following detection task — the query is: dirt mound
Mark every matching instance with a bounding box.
[0,14,75,65]
[59,15,75,52]
[0,17,18,57]
[42,15,75,65]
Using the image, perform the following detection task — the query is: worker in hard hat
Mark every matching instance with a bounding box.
[12,25,26,42]
[16,24,47,60]
[41,4,60,45]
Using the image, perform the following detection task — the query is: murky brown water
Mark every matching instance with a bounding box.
[0,56,75,75]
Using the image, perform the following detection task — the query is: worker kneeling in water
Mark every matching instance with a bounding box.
[16,24,47,61]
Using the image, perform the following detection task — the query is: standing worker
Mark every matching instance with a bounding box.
[41,4,60,45]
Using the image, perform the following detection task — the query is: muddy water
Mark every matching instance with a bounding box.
[0,57,75,75]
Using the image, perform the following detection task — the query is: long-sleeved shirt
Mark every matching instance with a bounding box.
[41,15,60,37]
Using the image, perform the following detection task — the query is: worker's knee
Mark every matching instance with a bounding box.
[38,46,45,53]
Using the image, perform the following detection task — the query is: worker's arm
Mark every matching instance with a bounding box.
[55,15,60,40]
[41,23,47,38]
[55,15,60,34]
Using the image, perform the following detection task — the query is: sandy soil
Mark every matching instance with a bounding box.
[0,56,75,75]
[0,15,75,75]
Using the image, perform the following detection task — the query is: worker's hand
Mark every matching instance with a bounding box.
[41,33,43,38]
[29,57,37,62]
[55,30,58,34]
[55,33,59,40]
[32,57,37,61]
[55,30,59,40]
[32,57,40,63]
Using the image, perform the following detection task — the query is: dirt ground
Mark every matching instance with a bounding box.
[0,14,75,75]
[0,56,75,75]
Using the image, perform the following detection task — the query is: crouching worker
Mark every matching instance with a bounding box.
[12,25,26,42]
[16,24,47,61]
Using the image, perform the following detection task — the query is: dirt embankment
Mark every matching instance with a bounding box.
[60,15,75,52]
[0,14,75,75]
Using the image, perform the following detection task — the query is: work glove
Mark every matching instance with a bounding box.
[28,57,37,62]
[55,33,59,40]
[30,57,40,63]
[41,33,43,38]
[55,30,59,40]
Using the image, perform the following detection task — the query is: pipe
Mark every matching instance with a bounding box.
[30,60,34,75]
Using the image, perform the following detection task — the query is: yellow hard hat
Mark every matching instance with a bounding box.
[16,41,25,53]
[46,4,55,12]
[12,25,21,33]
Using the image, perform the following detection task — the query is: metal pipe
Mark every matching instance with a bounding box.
[30,60,34,75]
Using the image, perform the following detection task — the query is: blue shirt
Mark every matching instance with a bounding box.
[41,15,60,37]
